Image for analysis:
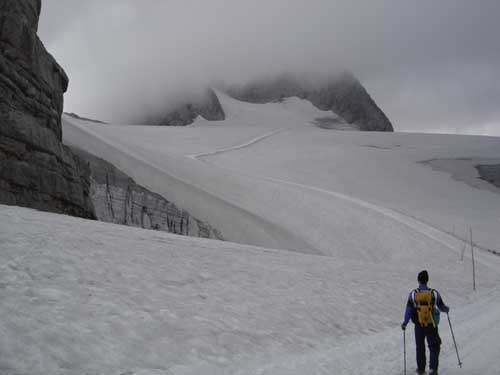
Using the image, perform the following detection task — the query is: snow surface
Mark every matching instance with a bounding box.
[1,205,499,374]
[63,92,500,255]
[2,93,499,374]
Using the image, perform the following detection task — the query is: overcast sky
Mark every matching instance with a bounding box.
[38,0,500,136]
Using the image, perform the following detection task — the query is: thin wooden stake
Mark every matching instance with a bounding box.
[470,226,476,291]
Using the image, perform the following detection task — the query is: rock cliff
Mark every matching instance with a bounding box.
[144,88,225,126]
[476,164,500,190]
[71,147,223,239]
[226,72,394,132]
[0,0,95,218]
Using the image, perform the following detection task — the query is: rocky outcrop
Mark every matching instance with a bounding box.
[0,0,95,218]
[71,147,223,239]
[144,88,225,126]
[226,72,394,132]
[476,164,500,190]
[64,112,108,124]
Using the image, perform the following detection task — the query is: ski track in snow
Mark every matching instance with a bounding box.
[188,127,289,160]
[232,284,500,375]
[63,117,320,254]
[193,129,473,261]
[66,116,465,260]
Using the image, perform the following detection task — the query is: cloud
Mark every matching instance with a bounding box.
[364,60,500,134]
[38,0,500,135]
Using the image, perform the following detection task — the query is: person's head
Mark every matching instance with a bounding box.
[418,270,429,285]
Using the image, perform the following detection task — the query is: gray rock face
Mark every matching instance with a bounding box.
[71,147,223,239]
[476,164,500,190]
[144,88,225,126]
[64,112,108,125]
[226,72,394,132]
[0,0,95,218]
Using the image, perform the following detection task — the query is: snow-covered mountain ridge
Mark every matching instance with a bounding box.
[2,75,500,375]
[137,73,393,132]
[63,93,500,255]
[226,72,394,132]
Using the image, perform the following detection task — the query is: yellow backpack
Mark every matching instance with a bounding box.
[414,289,436,327]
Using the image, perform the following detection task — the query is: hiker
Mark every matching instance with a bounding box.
[401,270,450,375]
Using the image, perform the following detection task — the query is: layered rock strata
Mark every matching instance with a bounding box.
[0,0,95,218]
[226,72,394,132]
[71,147,223,239]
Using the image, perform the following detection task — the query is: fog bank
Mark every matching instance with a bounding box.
[39,0,500,134]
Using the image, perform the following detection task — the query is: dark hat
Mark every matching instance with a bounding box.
[418,270,429,284]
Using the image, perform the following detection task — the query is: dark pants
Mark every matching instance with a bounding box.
[415,324,441,372]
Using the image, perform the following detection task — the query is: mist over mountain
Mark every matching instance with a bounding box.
[225,72,393,131]
[134,72,392,132]
[140,88,225,126]
[38,1,500,135]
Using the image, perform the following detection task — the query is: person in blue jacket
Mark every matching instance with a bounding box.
[402,270,450,375]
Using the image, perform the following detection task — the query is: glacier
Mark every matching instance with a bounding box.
[1,92,500,374]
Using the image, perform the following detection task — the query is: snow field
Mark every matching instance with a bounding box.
[1,205,499,374]
[5,91,495,373]
[63,93,500,256]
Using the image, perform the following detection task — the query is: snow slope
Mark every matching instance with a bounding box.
[2,92,500,374]
[63,93,500,256]
[28,92,499,374]
[1,205,499,375]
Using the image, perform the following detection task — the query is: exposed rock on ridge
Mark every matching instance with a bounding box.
[71,147,223,239]
[0,0,95,218]
[144,88,225,126]
[226,72,394,132]
[476,164,500,190]
[64,112,108,125]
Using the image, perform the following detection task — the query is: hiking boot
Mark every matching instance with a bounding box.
[429,370,438,375]
[416,370,426,375]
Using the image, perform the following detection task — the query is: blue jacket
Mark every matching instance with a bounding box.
[403,285,449,326]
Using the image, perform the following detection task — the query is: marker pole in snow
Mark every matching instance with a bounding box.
[447,314,463,368]
[403,329,407,375]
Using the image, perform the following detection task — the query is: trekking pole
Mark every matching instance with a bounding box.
[403,329,407,375]
[447,313,463,368]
